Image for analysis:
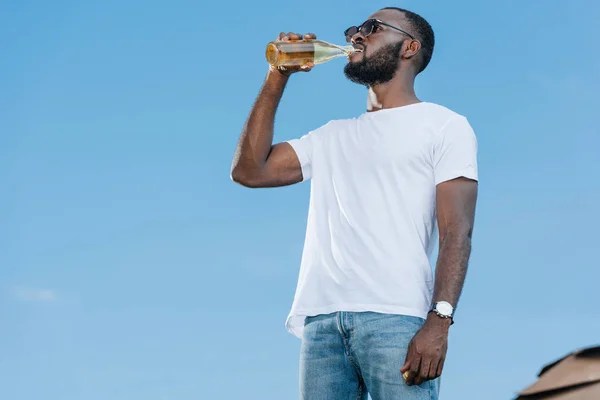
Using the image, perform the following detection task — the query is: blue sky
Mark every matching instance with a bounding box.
[1,0,599,399]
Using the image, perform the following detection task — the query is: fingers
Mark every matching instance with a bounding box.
[436,355,446,377]
[403,370,418,386]
[277,32,291,41]
[415,357,432,386]
[276,61,313,75]
[408,356,421,385]
[401,343,419,386]
[409,354,444,386]
[278,32,303,41]
[403,353,421,386]
[300,62,315,72]
[277,32,317,41]
[274,32,316,74]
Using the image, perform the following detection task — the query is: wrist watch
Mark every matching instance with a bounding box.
[430,301,455,324]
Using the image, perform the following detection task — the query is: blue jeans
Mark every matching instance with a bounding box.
[300,312,440,400]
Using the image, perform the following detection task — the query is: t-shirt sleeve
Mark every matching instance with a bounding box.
[286,133,314,181]
[286,124,328,181]
[433,115,479,185]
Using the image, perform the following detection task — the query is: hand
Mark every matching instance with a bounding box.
[400,314,450,386]
[269,32,317,77]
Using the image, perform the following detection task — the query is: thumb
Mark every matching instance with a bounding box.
[300,62,315,72]
[400,360,410,374]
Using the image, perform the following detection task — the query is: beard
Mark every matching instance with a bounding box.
[343,41,403,87]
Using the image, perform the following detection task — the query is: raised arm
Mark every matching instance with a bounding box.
[230,32,316,188]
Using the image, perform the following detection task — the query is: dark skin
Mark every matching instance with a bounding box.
[401,177,477,386]
[231,9,478,387]
[229,31,311,188]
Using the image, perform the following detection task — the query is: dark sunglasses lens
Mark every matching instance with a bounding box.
[361,19,376,36]
[345,26,358,42]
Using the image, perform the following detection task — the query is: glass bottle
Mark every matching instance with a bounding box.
[265,39,359,68]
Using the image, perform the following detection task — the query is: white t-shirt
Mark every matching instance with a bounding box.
[285,102,478,339]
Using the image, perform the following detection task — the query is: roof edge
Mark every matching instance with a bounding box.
[538,345,600,377]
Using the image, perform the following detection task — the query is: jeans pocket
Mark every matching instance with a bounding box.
[428,378,440,400]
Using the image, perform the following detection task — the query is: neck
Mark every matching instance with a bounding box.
[366,72,420,112]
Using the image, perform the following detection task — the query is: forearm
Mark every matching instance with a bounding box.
[432,229,472,308]
[231,70,289,178]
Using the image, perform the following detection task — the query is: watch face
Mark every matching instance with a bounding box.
[436,302,453,316]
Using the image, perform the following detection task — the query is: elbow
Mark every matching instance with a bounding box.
[454,224,473,240]
[230,167,249,186]
[230,167,262,188]
[440,223,473,244]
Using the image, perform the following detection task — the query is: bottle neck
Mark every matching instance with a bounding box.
[336,44,357,55]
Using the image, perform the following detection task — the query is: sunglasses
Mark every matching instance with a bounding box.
[344,19,415,43]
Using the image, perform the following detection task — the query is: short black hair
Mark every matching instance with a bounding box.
[382,7,435,73]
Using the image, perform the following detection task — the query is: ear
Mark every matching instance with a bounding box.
[402,39,421,60]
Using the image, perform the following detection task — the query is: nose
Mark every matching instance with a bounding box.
[351,31,365,45]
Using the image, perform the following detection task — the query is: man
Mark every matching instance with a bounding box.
[231,6,478,400]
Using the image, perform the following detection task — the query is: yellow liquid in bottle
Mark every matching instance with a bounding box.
[266,40,356,67]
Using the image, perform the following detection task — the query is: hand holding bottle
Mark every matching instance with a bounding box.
[266,33,358,75]
[269,32,317,76]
